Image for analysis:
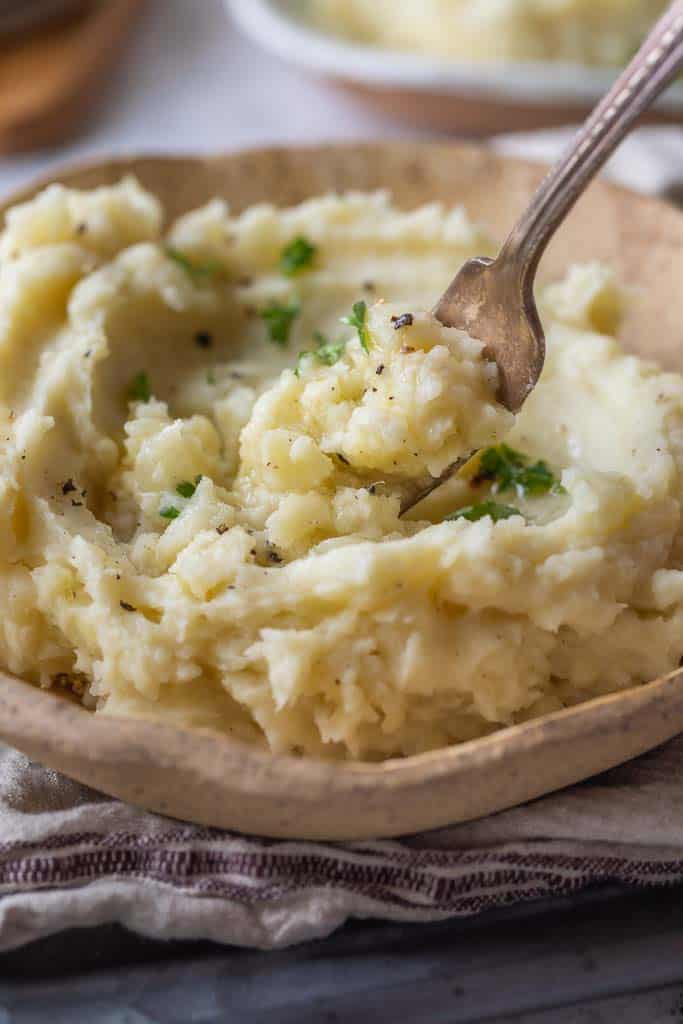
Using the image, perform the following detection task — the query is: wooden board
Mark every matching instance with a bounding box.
[0,0,145,153]
[0,142,682,840]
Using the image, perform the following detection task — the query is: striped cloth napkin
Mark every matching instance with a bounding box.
[1,127,681,952]
[1,737,683,951]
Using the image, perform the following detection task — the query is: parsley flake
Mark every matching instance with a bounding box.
[260,300,300,347]
[280,236,317,276]
[165,246,225,282]
[176,481,196,499]
[160,505,181,520]
[313,331,346,365]
[473,443,566,498]
[293,351,309,377]
[446,501,522,523]
[129,372,151,403]
[294,331,346,376]
[341,300,370,353]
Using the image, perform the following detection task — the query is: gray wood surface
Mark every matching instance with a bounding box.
[498,985,683,1023]
[1,886,683,1021]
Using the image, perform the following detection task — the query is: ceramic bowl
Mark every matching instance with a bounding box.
[1,142,683,839]
[226,0,683,133]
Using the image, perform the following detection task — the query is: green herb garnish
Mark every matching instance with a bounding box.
[280,236,317,276]
[473,443,565,497]
[206,369,217,385]
[446,501,522,523]
[294,351,310,377]
[159,505,181,520]
[165,246,225,282]
[341,300,370,353]
[294,331,347,376]
[312,331,346,365]
[176,481,196,499]
[260,300,300,347]
[129,371,151,403]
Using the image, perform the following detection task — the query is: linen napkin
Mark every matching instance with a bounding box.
[1,127,682,953]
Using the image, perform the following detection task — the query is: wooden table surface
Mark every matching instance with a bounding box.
[1,884,682,1021]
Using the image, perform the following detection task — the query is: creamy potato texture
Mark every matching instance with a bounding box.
[309,0,665,66]
[2,178,683,761]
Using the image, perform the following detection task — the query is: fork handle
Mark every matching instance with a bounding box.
[500,0,683,286]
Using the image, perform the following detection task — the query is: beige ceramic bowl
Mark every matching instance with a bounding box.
[2,142,683,840]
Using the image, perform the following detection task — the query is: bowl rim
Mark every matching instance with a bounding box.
[226,0,683,109]
[2,664,683,791]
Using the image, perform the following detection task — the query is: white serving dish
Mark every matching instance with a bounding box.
[226,0,683,133]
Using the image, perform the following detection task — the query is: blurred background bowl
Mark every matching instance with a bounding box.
[0,0,90,37]
[227,0,683,134]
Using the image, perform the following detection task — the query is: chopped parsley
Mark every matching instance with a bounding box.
[446,501,522,523]
[159,505,181,520]
[473,443,566,498]
[260,300,300,347]
[129,371,151,403]
[294,331,346,376]
[294,351,309,377]
[175,474,203,499]
[206,368,217,385]
[341,300,370,353]
[165,246,225,282]
[313,331,346,365]
[176,481,196,499]
[280,236,317,276]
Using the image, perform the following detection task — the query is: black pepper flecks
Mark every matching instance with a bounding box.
[195,330,213,348]
[375,364,385,376]
[391,313,414,330]
[216,524,230,535]
[61,479,77,495]
[335,452,350,465]
[120,601,136,612]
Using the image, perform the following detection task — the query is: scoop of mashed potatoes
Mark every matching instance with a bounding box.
[309,0,665,66]
[2,177,683,761]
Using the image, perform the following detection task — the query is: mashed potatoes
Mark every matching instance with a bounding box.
[308,0,665,66]
[2,178,683,761]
